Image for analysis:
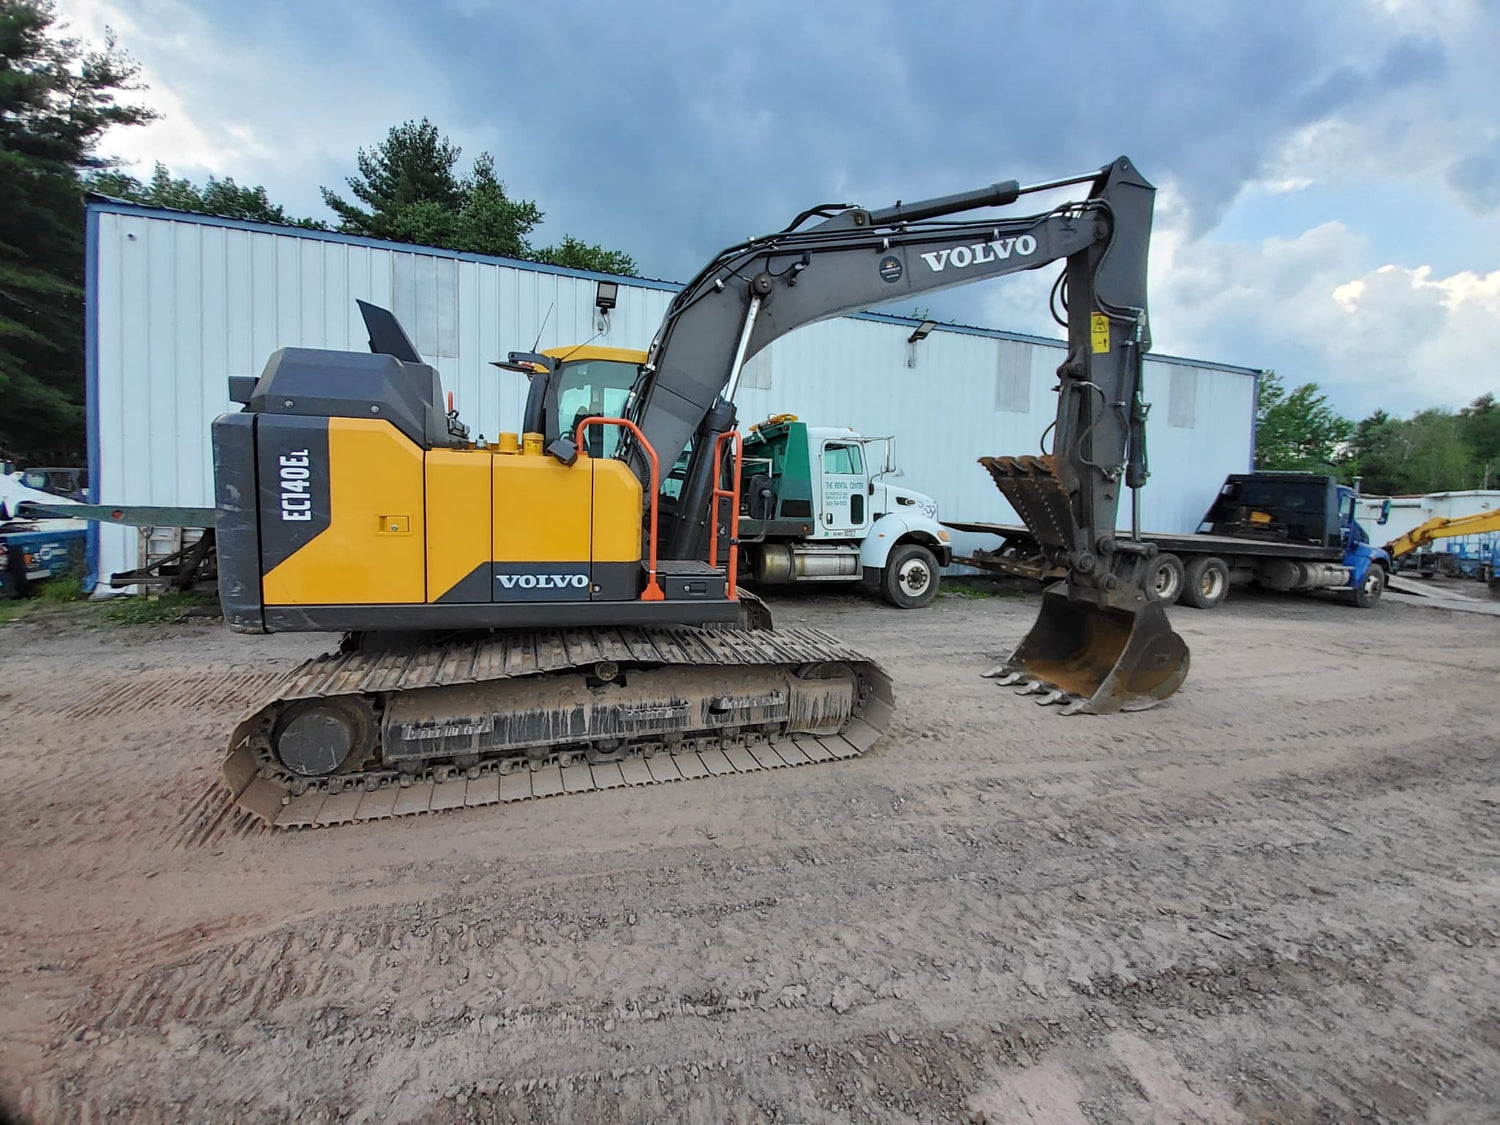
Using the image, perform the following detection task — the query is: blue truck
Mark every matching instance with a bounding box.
[0,522,88,598]
[953,472,1391,610]
[1,467,89,597]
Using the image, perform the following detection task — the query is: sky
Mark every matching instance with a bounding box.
[56,0,1500,420]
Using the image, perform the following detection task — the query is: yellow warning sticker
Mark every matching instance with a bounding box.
[1090,313,1110,354]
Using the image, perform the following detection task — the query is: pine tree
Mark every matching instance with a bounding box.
[320,119,635,274]
[87,162,324,227]
[0,0,153,462]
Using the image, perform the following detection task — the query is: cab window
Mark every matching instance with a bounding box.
[823,442,864,475]
[552,359,638,457]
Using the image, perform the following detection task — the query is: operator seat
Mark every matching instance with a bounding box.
[572,410,605,458]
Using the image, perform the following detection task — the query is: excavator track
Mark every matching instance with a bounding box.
[221,626,893,828]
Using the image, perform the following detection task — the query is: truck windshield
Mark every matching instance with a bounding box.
[553,360,638,457]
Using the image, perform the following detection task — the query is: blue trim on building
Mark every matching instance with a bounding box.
[83,206,101,593]
[847,309,1260,376]
[84,198,1260,380]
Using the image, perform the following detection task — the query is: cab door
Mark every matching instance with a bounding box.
[817,439,870,538]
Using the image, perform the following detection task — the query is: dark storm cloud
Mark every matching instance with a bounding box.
[170,0,1453,281]
[70,0,1500,414]
[157,0,1469,291]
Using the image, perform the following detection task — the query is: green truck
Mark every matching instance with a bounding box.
[733,416,951,608]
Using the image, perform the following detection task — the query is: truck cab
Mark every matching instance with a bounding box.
[1198,472,1390,606]
[737,417,951,607]
[522,346,952,608]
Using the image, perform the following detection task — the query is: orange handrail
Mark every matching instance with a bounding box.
[575,417,664,602]
[708,430,743,599]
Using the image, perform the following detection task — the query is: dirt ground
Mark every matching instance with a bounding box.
[1,582,1496,1124]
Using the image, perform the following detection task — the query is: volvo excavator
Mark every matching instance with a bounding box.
[213,155,1188,827]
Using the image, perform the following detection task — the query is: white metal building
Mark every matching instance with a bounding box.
[85,200,1260,585]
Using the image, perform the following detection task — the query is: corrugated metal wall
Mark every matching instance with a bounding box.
[733,323,1257,564]
[88,203,1256,583]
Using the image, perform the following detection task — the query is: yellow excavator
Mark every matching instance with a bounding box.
[212,155,1189,827]
[1383,508,1500,581]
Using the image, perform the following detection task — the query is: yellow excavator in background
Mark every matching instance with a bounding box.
[1383,508,1500,585]
[212,155,1188,827]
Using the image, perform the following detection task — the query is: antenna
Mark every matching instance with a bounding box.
[550,327,607,363]
[531,302,555,353]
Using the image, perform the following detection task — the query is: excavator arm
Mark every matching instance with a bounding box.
[622,157,1154,556]
[1385,509,1500,561]
[616,155,1187,712]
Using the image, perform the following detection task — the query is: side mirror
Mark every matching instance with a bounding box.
[1378,499,1391,526]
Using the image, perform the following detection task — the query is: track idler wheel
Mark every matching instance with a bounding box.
[272,697,376,776]
[986,582,1190,714]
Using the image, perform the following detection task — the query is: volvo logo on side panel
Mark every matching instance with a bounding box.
[492,564,592,602]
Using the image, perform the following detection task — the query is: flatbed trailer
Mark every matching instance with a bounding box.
[951,472,1391,611]
[15,502,217,592]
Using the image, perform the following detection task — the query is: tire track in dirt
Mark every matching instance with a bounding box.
[5,594,1500,1122]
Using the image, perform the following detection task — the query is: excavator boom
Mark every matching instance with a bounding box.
[1384,509,1500,561]
[615,155,1186,712]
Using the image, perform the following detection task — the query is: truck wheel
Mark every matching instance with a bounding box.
[1351,565,1384,608]
[881,543,940,609]
[1179,556,1229,609]
[1145,553,1184,604]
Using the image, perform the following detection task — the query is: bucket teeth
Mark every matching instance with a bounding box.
[986,669,1024,686]
[989,583,1190,715]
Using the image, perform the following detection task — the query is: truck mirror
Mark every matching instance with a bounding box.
[1378,499,1390,526]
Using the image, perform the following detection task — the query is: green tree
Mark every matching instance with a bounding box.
[1458,392,1500,486]
[1346,409,1408,494]
[451,153,540,259]
[1401,409,1475,493]
[1253,371,1353,473]
[0,0,153,463]
[320,118,635,275]
[1347,404,1485,494]
[532,235,637,276]
[87,162,324,227]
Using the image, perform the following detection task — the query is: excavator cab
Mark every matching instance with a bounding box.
[540,347,643,456]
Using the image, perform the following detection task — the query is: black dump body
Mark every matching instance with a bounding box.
[1200,472,1341,548]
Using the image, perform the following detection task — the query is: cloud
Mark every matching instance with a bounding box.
[49,0,1500,423]
[1149,212,1499,418]
[55,0,472,217]
[1447,138,1500,214]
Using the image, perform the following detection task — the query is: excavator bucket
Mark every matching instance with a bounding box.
[985,583,1189,714]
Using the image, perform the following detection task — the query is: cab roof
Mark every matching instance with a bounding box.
[541,345,647,364]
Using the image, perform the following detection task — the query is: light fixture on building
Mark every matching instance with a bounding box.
[594,280,618,333]
[907,320,938,367]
